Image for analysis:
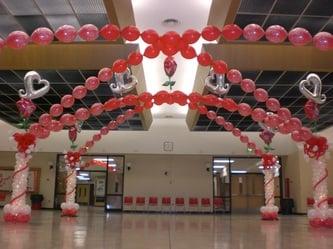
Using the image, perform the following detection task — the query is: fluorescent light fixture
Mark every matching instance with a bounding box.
[108,164,117,168]
[231,170,247,174]
[79,172,89,176]
[76,167,80,170]
[213,170,217,174]
[214,159,235,163]
[213,165,225,169]
[94,157,114,162]
[77,176,91,181]
[258,165,264,169]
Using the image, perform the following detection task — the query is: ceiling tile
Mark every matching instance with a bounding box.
[58,70,85,82]
[239,0,276,14]
[35,0,73,15]
[294,16,330,35]
[0,70,22,82]
[263,15,299,30]
[69,0,107,14]
[46,14,80,30]
[15,15,50,34]
[268,85,291,96]
[272,0,311,15]
[2,0,41,15]
[304,0,333,16]
[276,71,306,85]
[77,13,109,28]
[256,71,284,85]
[234,14,266,28]
[0,14,23,37]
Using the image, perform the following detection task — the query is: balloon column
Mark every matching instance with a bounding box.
[4,71,50,223]
[299,74,333,228]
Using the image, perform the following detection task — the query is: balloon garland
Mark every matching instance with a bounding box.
[2,23,332,227]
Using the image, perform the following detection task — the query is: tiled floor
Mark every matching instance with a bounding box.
[0,207,333,249]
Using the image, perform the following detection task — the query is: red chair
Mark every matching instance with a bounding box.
[124,196,133,206]
[175,197,185,212]
[135,197,145,210]
[213,197,223,209]
[148,197,158,211]
[189,197,199,212]
[162,197,171,211]
[201,198,211,212]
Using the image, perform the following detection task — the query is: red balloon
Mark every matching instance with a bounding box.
[29,123,43,136]
[144,45,160,58]
[31,27,54,45]
[104,98,121,111]
[37,127,50,139]
[197,52,213,66]
[100,24,120,41]
[243,24,264,41]
[212,60,228,74]
[72,85,87,99]
[277,108,291,121]
[300,127,312,141]
[49,120,63,132]
[180,45,196,59]
[139,92,153,103]
[100,126,109,135]
[49,104,63,117]
[121,26,140,41]
[39,113,52,127]
[188,92,202,103]
[116,114,126,124]
[188,102,198,110]
[286,117,302,131]
[108,120,118,130]
[221,24,242,41]
[161,31,181,46]
[238,103,252,117]
[128,51,143,65]
[60,114,76,126]
[288,28,312,46]
[247,142,256,150]
[93,133,102,142]
[98,67,112,82]
[224,122,234,131]
[61,95,75,108]
[266,98,280,112]
[291,130,303,142]
[125,109,135,118]
[264,113,281,128]
[55,25,77,43]
[86,140,94,148]
[161,44,178,56]
[123,94,139,106]
[278,123,289,134]
[232,128,241,137]
[90,103,104,116]
[6,31,30,49]
[207,110,217,120]
[255,148,263,157]
[313,32,333,51]
[141,29,159,44]
[78,24,99,41]
[201,94,218,106]
[251,108,267,122]
[79,147,87,154]
[227,69,242,84]
[75,108,90,121]
[201,26,220,41]
[240,78,256,93]
[254,88,268,102]
[240,135,249,143]
[223,98,238,112]
[143,101,153,109]
[85,76,100,91]
[265,25,287,43]
[197,105,208,115]
[171,91,188,106]
[112,59,127,73]
[182,29,200,44]
[215,116,225,126]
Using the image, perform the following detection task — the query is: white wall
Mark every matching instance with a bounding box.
[124,154,213,211]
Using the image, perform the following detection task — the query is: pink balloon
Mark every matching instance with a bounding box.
[72,85,87,99]
[238,103,252,117]
[124,109,135,119]
[31,27,54,45]
[243,24,264,41]
[100,126,109,135]
[299,127,312,141]
[6,31,30,49]
[49,104,63,117]
[291,130,303,142]
[251,108,267,122]
[255,148,263,157]
[313,32,333,51]
[90,103,104,116]
[264,113,281,128]
[37,127,50,139]
[78,24,99,41]
[85,76,100,91]
[93,133,102,142]
[278,123,289,134]
[98,67,113,82]
[277,107,291,121]
[29,123,43,137]
[288,28,312,46]
[240,135,249,143]
[108,120,118,130]
[286,117,302,132]
[254,88,268,102]
[227,69,242,84]
[240,79,256,93]
[266,98,280,112]
[49,120,63,132]
[79,147,87,154]
[224,122,234,131]
[86,140,94,148]
[60,114,76,126]
[265,25,287,43]
[232,128,241,137]
[39,113,52,127]
[61,95,75,108]
[55,25,77,43]
[207,110,217,120]
[116,114,126,124]
[215,116,225,126]
[247,142,256,150]
[75,108,90,121]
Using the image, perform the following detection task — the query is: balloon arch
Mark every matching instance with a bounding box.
[2,23,332,228]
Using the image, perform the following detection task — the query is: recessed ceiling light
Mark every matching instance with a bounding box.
[162,18,180,27]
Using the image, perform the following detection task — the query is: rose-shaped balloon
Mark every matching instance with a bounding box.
[68,127,77,143]
[16,98,36,118]
[304,99,319,121]
[259,129,275,145]
[304,136,328,159]
[164,56,177,78]
[12,132,36,153]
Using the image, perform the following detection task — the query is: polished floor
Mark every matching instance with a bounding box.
[0,208,333,249]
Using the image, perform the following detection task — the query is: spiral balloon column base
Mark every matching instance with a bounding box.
[308,208,333,228]
[3,204,31,223]
[260,206,279,220]
[61,168,79,217]
[261,169,279,220]
[61,203,79,217]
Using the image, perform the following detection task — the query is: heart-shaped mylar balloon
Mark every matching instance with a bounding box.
[19,71,50,100]
[299,73,326,104]
[205,69,230,95]
[109,68,138,95]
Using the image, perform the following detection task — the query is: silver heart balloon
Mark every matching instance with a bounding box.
[204,69,230,96]
[258,112,277,133]
[299,73,326,104]
[18,71,50,100]
[109,68,138,96]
